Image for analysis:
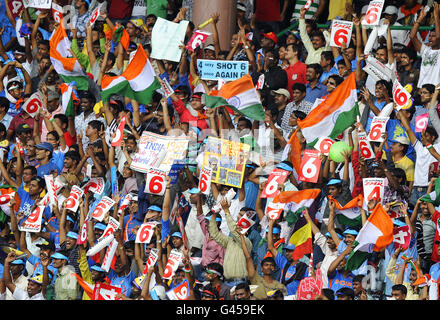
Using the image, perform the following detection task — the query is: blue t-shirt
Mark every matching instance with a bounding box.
[305,82,328,104]
[108,269,136,297]
[429,262,440,281]
[365,100,387,132]
[328,270,354,294]
[275,252,308,295]
[123,213,143,242]
[27,254,58,284]
[36,161,60,177]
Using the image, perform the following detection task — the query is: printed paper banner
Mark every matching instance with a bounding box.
[22,91,43,117]
[101,239,118,272]
[298,149,321,183]
[363,55,393,83]
[22,0,51,9]
[185,30,210,52]
[93,283,122,300]
[0,193,15,205]
[131,131,189,174]
[151,17,189,62]
[363,178,385,204]
[255,74,265,90]
[265,201,285,220]
[393,225,411,250]
[44,175,57,207]
[198,166,213,195]
[368,116,389,142]
[237,210,256,234]
[65,185,84,212]
[98,216,120,241]
[89,3,101,28]
[143,248,159,274]
[83,177,105,195]
[358,131,375,160]
[330,20,353,47]
[415,113,429,133]
[201,136,250,189]
[76,218,88,245]
[145,168,167,196]
[392,79,411,110]
[197,59,249,82]
[117,193,133,215]
[168,160,185,185]
[8,0,24,20]
[166,279,189,300]
[314,137,335,156]
[90,196,115,222]
[86,233,114,256]
[51,2,63,23]
[160,77,174,98]
[162,249,183,280]
[135,222,158,244]
[361,0,385,26]
[111,116,126,147]
[18,205,44,232]
[261,169,289,198]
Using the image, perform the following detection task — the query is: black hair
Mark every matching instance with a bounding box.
[175,85,191,98]
[202,283,220,299]
[31,176,46,190]
[0,122,6,133]
[376,79,393,98]
[307,63,323,78]
[47,130,59,141]
[0,97,9,110]
[322,288,335,300]
[292,82,307,93]
[261,256,276,267]
[87,120,104,132]
[321,51,335,65]
[266,48,280,62]
[286,42,301,54]
[401,46,417,62]
[352,274,364,283]
[237,117,252,129]
[328,74,344,86]
[206,263,224,277]
[53,114,68,127]
[65,150,81,163]
[392,167,407,185]
[23,165,37,176]
[426,126,439,141]
[235,282,250,292]
[336,287,355,299]
[310,30,325,43]
[392,284,407,295]
[293,110,307,120]
[79,91,97,105]
[146,14,157,20]
[422,83,436,94]
[126,134,137,143]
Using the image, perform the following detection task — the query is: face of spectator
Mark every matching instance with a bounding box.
[352,281,363,294]
[292,89,306,103]
[264,51,277,69]
[80,98,93,113]
[28,179,42,196]
[231,33,239,47]
[22,168,34,183]
[237,119,250,132]
[27,280,41,297]
[344,234,355,246]
[261,261,275,275]
[171,236,183,248]
[235,288,251,300]
[190,97,203,111]
[306,67,318,82]
[65,236,76,250]
[376,48,387,63]
[337,294,352,300]
[204,49,216,60]
[327,185,340,197]
[288,112,298,127]
[419,201,430,215]
[286,34,297,45]
[409,270,418,284]
[320,55,331,68]
[285,45,298,60]
[345,48,355,61]
[25,139,36,156]
[428,31,439,48]
[375,83,388,100]
[326,237,336,250]
[279,46,287,60]
[311,35,324,50]
[8,86,23,100]
[260,37,273,49]
[38,43,49,57]
[39,58,50,72]
[337,63,349,77]
[274,93,287,106]
[326,77,338,93]
[126,22,137,37]
[35,148,49,161]
[419,87,433,104]
[391,290,406,300]
[399,53,412,68]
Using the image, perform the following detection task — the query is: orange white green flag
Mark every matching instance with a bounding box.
[328,194,366,228]
[101,44,161,104]
[49,20,89,90]
[345,203,393,271]
[297,72,359,146]
[204,74,265,121]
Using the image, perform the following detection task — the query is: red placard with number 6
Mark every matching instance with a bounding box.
[298,150,321,183]
[368,117,389,142]
[358,132,374,160]
[261,169,288,198]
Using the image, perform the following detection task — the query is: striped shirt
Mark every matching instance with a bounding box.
[291,0,321,21]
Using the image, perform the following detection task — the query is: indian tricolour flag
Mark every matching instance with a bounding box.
[345,203,393,271]
[273,189,321,226]
[49,21,89,90]
[101,44,161,104]
[297,72,360,146]
[204,74,265,121]
[420,176,440,206]
[59,82,79,117]
[328,194,366,227]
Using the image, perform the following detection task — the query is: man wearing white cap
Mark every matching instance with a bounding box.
[382,5,410,46]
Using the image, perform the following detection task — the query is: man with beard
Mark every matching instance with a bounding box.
[51,250,79,300]
[396,47,419,88]
[271,88,290,128]
[74,91,104,145]
[232,282,256,300]
[115,134,137,175]
[305,63,327,104]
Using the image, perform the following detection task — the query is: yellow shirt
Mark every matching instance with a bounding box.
[328,0,352,21]
[394,156,415,182]
[386,256,420,300]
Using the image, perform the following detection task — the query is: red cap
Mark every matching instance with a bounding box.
[262,32,278,44]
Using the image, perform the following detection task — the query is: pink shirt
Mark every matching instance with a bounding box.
[41,104,63,143]
[197,214,225,267]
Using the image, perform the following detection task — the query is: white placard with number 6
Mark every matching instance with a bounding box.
[330,20,353,47]
[362,0,384,26]
[145,168,167,196]
[198,166,212,195]
[314,136,335,156]
[392,79,411,110]
[358,132,375,160]
[163,249,183,280]
[135,222,158,243]
[298,150,321,183]
[368,116,389,142]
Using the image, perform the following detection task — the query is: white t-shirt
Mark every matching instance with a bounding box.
[417,44,440,88]
[413,139,440,187]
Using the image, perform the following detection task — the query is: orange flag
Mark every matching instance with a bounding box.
[74,274,94,300]
[287,128,302,175]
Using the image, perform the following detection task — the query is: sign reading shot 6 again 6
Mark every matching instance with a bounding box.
[197,59,249,81]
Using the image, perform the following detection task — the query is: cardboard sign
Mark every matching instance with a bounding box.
[76,218,88,245]
[237,210,257,234]
[83,177,105,195]
[212,188,236,213]
[19,205,44,232]
[265,201,285,220]
[22,91,43,117]
[197,59,249,82]
[415,113,429,133]
[261,169,289,198]
[90,196,115,222]
[168,159,185,185]
[185,30,210,52]
[160,77,174,98]
[117,193,132,215]
[89,3,101,28]
[22,0,51,9]
[131,131,189,174]
[363,55,393,83]
[162,249,183,280]
[198,166,213,195]
[330,20,353,47]
[65,185,84,212]
[135,222,158,243]
[101,239,118,272]
[111,116,126,147]
[151,17,189,62]
[145,168,167,196]
[304,0,313,10]
[51,2,63,22]
[98,216,120,241]
[0,193,15,205]
[44,175,57,207]
[202,136,250,188]
[143,248,159,274]
[298,149,321,183]
[166,279,190,300]
[392,80,411,110]
[255,74,265,90]
[393,225,411,250]
[86,233,114,257]
[296,269,323,300]
[368,116,389,142]
[358,131,375,160]
[314,137,335,156]
[362,0,385,26]
[93,283,122,300]
[8,0,24,19]
[363,178,385,204]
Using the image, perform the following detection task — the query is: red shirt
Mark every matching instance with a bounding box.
[108,0,134,20]
[8,112,42,133]
[432,211,440,263]
[255,0,281,22]
[172,98,210,130]
[285,61,307,102]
